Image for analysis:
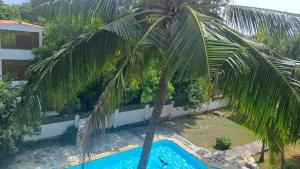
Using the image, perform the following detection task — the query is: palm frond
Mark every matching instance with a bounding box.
[77,56,128,158]
[206,39,245,76]
[26,30,122,108]
[77,48,162,159]
[32,0,133,21]
[212,25,300,142]
[23,13,144,110]
[168,7,244,83]
[231,108,290,165]
[224,5,300,37]
[209,23,300,164]
[168,7,209,82]
[140,28,169,54]
[102,13,142,39]
[76,15,168,159]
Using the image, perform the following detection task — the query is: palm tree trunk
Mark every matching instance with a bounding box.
[259,141,265,162]
[137,71,169,169]
[280,148,285,169]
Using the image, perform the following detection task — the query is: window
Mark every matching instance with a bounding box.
[0,30,39,50]
[2,60,31,80]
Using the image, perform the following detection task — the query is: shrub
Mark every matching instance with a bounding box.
[59,97,82,115]
[60,125,78,145]
[0,78,39,158]
[215,137,232,150]
[141,69,174,103]
[284,164,299,169]
[173,78,206,108]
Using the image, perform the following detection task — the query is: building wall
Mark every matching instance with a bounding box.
[23,100,226,141]
[0,24,42,79]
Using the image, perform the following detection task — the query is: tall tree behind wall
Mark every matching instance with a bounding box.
[257,27,300,60]
[0,3,20,20]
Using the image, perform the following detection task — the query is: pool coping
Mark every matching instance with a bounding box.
[64,137,215,168]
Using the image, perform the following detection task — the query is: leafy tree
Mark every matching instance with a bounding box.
[282,36,300,60]
[141,69,174,103]
[19,2,39,22]
[256,27,300,60]
[78,82,103,112]
[0,3,20,20]
[0,79,39,157]
[24,0,300,168]
[173,78,206,108]
[33,19,100,61]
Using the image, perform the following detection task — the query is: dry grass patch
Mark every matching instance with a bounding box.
[166,113,257,150]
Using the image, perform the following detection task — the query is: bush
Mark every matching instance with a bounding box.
[59,97,82,115]
[141,69,174,103]
[0,79,39,158]
[173,78,206,108]
[60,125,78,145]
[284,164,299,169]
[215,137,232,150]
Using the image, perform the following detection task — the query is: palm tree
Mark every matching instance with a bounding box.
[25,0,300,168]
[233,25,300,167]
[259,141,265,162]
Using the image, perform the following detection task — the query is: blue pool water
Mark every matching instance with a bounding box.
[67,140,209,169]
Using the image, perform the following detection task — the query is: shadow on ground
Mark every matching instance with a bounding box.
[164,111,257,150]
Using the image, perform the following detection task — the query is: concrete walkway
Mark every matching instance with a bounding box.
[7,126,261,169]
[199,141,262,169]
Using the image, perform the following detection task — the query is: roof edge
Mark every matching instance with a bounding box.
[0,20,43,29]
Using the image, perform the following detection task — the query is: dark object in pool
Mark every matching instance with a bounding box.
[158,156,168,166]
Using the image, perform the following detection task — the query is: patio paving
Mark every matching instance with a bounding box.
[7,126,259,169]
[206,141,262,169]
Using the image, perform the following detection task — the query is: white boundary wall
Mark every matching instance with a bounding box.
[24,100,226,141]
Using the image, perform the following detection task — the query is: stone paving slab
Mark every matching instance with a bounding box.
[205,141,262,169]
[6,126,260,169]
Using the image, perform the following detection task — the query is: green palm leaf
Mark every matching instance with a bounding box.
[212,25,300,142]
[233,112,289,165]
[27,30,122,108]
[32,0,133,21]
[224,5,300,37]
[77,55,128,157]
[168,7,209,82]
[76,15,168,158]
[168,7,245,83]
[23,12,150,109]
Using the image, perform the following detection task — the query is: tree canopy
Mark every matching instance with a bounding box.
[0,79,40,157]
[0,3,20,20]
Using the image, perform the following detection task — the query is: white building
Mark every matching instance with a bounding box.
[0,20,43,82]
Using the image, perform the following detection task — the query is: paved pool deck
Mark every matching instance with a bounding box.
[7,126,260,169]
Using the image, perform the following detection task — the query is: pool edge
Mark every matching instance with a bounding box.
[64,137,210,168]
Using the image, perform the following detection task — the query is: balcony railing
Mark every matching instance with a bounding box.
[0,30,39,50]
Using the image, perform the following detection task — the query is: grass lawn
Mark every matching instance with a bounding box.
[166,113,257,150]
[255,143,300,169]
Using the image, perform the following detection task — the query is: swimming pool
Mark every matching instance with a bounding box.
[67,140,209,169]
